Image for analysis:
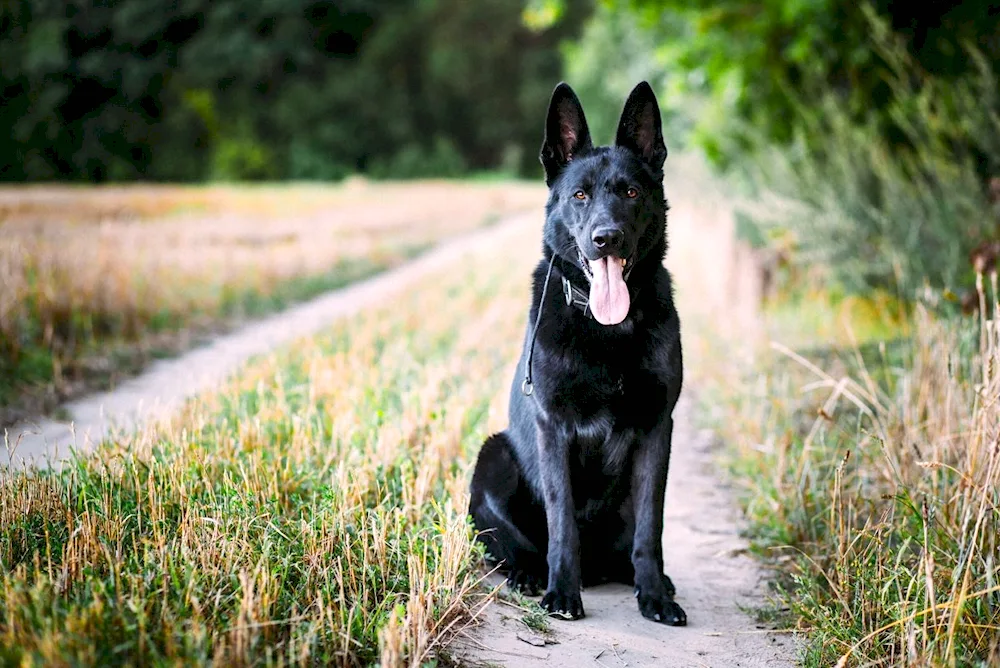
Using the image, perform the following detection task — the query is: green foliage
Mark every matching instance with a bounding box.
[523,0,565,31]
[560,4,679,145]
[735,28,1000,297]
[611,0,1000,165]
[555,2,1000,296]
[551,1,1000,172]
[368,138,467,180]
[1,1,589,182]
[211,129,277,181]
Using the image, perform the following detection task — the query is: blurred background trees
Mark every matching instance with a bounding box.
[4,0,1000,296]
[549,0,1000,297]
[0,0,586,181]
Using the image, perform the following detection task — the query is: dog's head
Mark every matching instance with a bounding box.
[539,82,667,326]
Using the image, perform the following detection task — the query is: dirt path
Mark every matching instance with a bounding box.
[451,393,796,667]
[3,212,536,468]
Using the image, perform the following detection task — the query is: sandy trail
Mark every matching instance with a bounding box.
[451,393,796,667]
[3,189,798,666]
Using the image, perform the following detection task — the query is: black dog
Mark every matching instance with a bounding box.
[468,82,686,625]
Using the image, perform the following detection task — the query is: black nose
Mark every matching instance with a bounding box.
[591,227,624,251]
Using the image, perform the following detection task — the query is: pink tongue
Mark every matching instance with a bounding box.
[588,256,630,325]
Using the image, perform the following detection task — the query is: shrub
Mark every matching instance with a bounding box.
[368,137,467,180]
[737,25,1000,299]
[211,129,276,182]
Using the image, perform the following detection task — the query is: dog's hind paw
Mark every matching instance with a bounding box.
[541,588,585,620]
[506,569,544,597]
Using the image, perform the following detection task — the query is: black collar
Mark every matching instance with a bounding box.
[562,275,593,318]
[560,263,636,320]
[522,254,634,396]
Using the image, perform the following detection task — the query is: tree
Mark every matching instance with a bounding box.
[0,0,589,181]
[538,0,1000,164]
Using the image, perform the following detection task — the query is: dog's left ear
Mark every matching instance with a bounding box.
[615,81,667,173]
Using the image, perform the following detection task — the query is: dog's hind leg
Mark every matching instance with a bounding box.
[469,433,548,595]
[585,514,676,597]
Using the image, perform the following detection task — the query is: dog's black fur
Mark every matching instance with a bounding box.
[468,82,685,625]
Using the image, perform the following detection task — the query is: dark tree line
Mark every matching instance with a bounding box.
[0,0,588,181]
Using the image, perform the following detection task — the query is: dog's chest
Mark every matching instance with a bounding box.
[557,345,671,469]
[564,368,648,473]
[589,362,627,398]
[558,353,656,416]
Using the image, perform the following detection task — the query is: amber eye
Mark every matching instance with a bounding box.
[574,190,587,200]
[626,187,639,199]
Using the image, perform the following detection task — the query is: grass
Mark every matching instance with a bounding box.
[694,20,1000,663]
[731,26,1000,300]
[667,126,1000,663]
[0,223,535,665]
[706,275,1000,665]
[0,180,544,425]
[495,590,551,635]
[666,152,1000,664]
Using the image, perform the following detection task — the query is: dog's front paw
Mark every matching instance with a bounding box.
[506,569,544,597]
[541,586,585,620]
[635,579,686,626]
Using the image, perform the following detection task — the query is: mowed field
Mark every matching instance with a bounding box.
[5,168,996,666]
[0,181,544,425]
[0,168,780,666]
[1,210,536,665]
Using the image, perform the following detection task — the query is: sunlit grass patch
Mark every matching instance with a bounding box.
[712,293,1000,665]
[0,232,534,665]
[763,287,910,350]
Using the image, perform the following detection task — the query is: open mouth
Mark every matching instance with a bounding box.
[577,248,631,281]
[576,247,633,325]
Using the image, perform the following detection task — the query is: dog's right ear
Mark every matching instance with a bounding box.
[540,83,593,186]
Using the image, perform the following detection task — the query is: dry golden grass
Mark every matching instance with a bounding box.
[0,219,536,665]
[711,268,1000,664]
[660,156,1000,664]
[0,180,544,422]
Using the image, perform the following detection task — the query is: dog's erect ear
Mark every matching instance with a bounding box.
[615,81,667,173]
[540,83,593,185]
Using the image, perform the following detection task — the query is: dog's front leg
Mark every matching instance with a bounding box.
[631,416,687,625]
[536,419,584,620]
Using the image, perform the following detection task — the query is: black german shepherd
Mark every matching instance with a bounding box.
[468,82,686,625]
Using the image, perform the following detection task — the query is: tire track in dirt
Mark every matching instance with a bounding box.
[3,212,537,468]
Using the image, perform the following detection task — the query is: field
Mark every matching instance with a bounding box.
[704,263,1000,664]
[0,181,544,426]
[661,160,1000,664]
[0,216,533,665]
[3,169,998,666]
[0,165,793,666]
